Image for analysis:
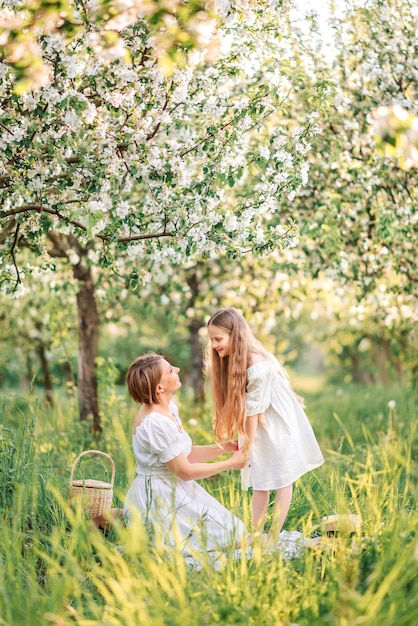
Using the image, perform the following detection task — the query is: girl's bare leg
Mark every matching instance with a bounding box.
[268,484,293,543]
[252,490,270,533]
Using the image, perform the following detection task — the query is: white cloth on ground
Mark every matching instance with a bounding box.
[183,530,307,570]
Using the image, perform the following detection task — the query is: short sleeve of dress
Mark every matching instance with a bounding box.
[246,362,274,416]
[142,416,184,463]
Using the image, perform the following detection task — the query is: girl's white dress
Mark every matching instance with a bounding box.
[123,401,245,555]
[240,361,324,490]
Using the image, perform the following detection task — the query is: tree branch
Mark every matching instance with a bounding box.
[118,231,176,243]
[10,223,21,285]
[146,85,172,141]
[1,203,177,244]
[2,205,89,233]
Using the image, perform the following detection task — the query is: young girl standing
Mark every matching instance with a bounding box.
[207,308,324,541]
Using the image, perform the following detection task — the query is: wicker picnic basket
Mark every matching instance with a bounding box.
[68,450,115,518]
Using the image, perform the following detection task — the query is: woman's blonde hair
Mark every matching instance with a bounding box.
[126,353,164,405]
[207,308,302,444]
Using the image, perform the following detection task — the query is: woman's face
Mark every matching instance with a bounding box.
[208,324,231,358]
[159,359,182,393]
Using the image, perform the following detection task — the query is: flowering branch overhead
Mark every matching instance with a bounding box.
[0,0,323,293]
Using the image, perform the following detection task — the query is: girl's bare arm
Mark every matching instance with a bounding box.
[245,414,260,450]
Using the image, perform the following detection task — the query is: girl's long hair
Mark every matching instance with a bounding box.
[207,308,302,444]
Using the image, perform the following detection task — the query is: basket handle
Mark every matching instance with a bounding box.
[69,450,115,487]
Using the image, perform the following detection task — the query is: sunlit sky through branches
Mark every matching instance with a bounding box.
[290,0,345,52]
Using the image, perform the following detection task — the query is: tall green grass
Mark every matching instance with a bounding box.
[0,382,417,625]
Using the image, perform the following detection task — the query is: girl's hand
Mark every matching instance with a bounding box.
[221,440,239,453]
[229,447,251,470]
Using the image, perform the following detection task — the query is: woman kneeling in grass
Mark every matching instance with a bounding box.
[123,353,249,555]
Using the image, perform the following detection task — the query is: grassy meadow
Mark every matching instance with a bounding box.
[0,380,417,626]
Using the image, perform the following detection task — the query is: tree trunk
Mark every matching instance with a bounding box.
[372,339,389,386]
[24,355,35,390]
[381,336,403,381]
[73,261,101,433]
[350,350,363,384]
[36,343,53,406]
[188,317,205,404]
[186,268,205,404]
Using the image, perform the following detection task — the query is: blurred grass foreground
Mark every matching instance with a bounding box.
[0,380,417,626]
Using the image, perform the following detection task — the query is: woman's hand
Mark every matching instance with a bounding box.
[229,447,251,470]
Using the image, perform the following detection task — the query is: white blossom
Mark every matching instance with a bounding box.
[300,162,309,185]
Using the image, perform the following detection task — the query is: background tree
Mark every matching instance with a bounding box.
[274,0,418,381]
[0,260,77,401]
[290,0,418,293]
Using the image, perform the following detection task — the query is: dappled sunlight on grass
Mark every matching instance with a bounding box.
[290,373,328,394]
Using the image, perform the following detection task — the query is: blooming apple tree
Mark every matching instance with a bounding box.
[294,0,418,293]
[0,0,324,429]
[269,0,418,380]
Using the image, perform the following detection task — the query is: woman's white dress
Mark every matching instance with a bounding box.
[123,401,245,555]
[240,361,324,491]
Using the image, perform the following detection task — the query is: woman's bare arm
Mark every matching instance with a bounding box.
[166,447,249,481]
[187,441,238,463]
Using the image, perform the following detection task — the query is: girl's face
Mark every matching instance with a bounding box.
[208,325,231,358]
[159,359,181,393]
